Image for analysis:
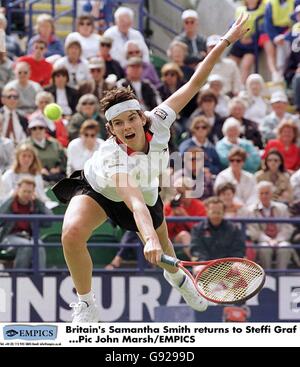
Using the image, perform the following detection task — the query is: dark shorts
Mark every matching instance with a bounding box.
[52,170,164,232]
[229,41,255,58]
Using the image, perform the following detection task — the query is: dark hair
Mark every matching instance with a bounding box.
[215,182,236,196]
[228,146,247,162]
[101,86,151,132]
[79,119,100,135]
[52,67,69,83]
[76,15,94,31]
[198,89,218,106]
[264,149,285,172]
[33,38,47,47]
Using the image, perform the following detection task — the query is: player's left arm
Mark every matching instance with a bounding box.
[112,172,163,264]
[164,13,249,115]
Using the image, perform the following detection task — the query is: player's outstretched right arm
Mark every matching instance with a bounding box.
[164,13,249,115]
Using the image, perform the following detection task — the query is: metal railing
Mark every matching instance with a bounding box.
[1,214,300,275]
[6,0,77,38]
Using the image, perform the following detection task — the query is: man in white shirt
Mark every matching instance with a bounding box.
[103,6,150,68]
[0,86,28,144]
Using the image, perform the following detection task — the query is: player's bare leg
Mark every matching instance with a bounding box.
[62,195,107,322]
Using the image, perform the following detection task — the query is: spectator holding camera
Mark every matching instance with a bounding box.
[164,177,206,259]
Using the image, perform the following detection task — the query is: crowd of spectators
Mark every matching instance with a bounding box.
[0,2,300,271]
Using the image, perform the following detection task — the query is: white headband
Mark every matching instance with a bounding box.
[105,99,141,121]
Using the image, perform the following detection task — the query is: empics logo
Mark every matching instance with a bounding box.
[3,325,57,340]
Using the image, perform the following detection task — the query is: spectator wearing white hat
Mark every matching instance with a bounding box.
[216,117,261,173]
[205,74,230,118]
[206,34,242,96]
[174,9,206,61]
[260,90,300,143]
[103,6,150,68]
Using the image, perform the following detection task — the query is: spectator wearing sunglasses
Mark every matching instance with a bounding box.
[174,9,207,61]
[65,15,101,60]
[103,6,150,67]
[98,36,125,80]
[214,147,257,206]
[66,120,104,177]
[18,39,53,87]
[54,40,91,89]
[124,40,160,87]
[0,86,28,144]
[68,94,106,141]
[24,117,66,184]
[27,14,64,58]
[5,62,42,115]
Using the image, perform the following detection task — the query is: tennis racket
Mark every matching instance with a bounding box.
[161,255,265,304]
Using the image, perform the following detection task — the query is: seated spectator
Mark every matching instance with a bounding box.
[18,39,53,87]
[290,168,300,202]
[0,114,14,173]
[0,86,28,145]
[24,118,67,184]
[124,40,160,87]
[205,74,230,118]
[164,177,207,259]
[103,6,150,67]
[256,149,293,204]
[167,40,194,82]
[98,35,125,80]
[0,177,52,269]
[262,119,300,173]
[27,13,64,58]
[228,96,263,149]
[65,15,101,60]
[189,90,224,144]
[78,57,110,100]
[260,90,299,143]
[173,146,214,200]
[68,94,106,140]
[247,181,297,269]
[158,63,185,101]
[117,57,161,111]
[30,91,69,148]
[228,0,267,83]
[216,182,249,218]
[174,9,206,61]
[67,120,104,176]
[190,196,245,265]
[179,116,222,175]
[239,74,269,126]
[45,67,79,115]
[216,118,261,173]
[264,0,299,81]
[0,52,14,94]
[206,34,242,96]
[0,13,22,60]
[5,62,42,115]
[214,147,258,206]
[54,39,91,89]
[2,143,49,203]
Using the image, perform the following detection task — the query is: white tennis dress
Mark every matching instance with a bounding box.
[84,104,176,206]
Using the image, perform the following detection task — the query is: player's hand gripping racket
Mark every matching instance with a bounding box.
[161,255,265,304]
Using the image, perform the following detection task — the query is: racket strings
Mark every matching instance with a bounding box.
[196,261,264,303]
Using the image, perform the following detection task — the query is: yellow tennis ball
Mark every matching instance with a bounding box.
[44,103,62,121]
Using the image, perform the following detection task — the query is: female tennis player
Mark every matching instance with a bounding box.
[53,13,249,322]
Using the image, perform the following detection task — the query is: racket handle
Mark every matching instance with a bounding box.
[160,254,180,267]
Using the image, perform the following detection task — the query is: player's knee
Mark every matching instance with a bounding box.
[61,225,87,251]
